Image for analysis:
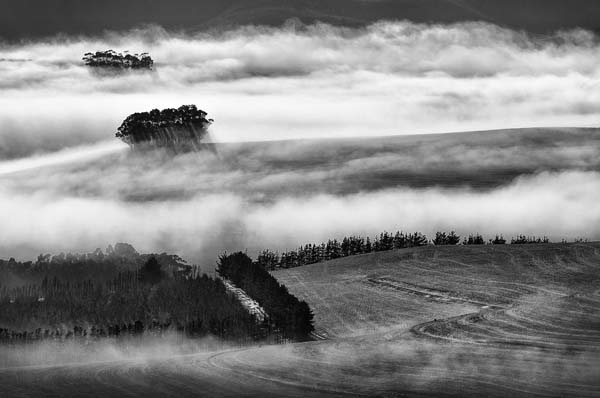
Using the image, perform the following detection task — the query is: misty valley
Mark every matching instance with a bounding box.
[1,2,600,397]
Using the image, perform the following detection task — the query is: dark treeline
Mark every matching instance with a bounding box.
[83,50,153,70]
[255,231,554,270]
[218,252,314,341]
[257,231,429,270]
[0,257,266,344]
[511,235,550,244]
[0,243,191,288]
[433,231,461,245]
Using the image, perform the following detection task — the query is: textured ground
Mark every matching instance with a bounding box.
[1,243,599,397]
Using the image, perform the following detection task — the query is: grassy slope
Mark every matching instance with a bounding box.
[2,243,599,397]
[274,242,600,339]
[240,242,600,396]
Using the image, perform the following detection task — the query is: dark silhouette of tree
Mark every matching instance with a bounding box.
[511,235,550,244]
[433,231,461,245]
[254,229,554,271]
[218,252,314,340]
[0,243,192,288]
[138,256,163,284]
[464,234,485,245]
[83,50,153,70]
[116,105,213,150]
[490,235,507,244]
[0,262,264,343]
[256,230,428,270]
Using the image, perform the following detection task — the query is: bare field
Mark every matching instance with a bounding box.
[1,243,599,397]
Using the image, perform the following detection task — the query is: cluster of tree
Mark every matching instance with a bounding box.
[0,243,191,288]
[434,231,502,245]
[510,235,550,244]
[256,231,429,270]
[463,233,486,245]
[0,257,266,343]
[433,231,461,245]
[115,105,213,147]
[83,50,153,70]
[490,235,507,245]
[218,252,314,340]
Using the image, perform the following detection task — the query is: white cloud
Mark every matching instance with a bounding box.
[0,165,598,266]
[1,21,600,158]
[1,21,599,264]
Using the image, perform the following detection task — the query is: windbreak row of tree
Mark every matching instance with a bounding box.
[255,231,552,270]
[115,105,213,146]
[218,252,314,341]
[0,258,266,344]
[83,50,153,70]
[510,235,550,244]
[256,231,428,270]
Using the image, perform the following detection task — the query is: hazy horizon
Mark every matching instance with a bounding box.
[2,4,600,397]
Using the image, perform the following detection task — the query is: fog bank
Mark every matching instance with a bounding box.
[2,21,600,158]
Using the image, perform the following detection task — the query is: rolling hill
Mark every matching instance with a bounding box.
[275,242,600,337]
[2,242,599,397]
[267,242,600,396]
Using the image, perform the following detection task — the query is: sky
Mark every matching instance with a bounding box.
[1,20,599,267]
[3,0,600,40]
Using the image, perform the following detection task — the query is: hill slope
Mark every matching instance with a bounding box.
[274,242,600,339]
[1,243,599,397]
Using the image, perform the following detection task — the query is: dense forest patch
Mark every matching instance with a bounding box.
[0,245,312,344]
[0,252,270,343]
[0,242,190,287]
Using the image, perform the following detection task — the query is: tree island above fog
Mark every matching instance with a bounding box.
[116,105,214,151]
[83,50,154,70]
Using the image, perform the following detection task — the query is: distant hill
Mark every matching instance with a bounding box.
[2,0,600,40]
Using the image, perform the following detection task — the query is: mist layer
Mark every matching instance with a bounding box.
[1,21,600,159]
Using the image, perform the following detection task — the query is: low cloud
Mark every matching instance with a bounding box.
[0,132,599,268]
[1,21,600,158]
[1,22,599,265]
